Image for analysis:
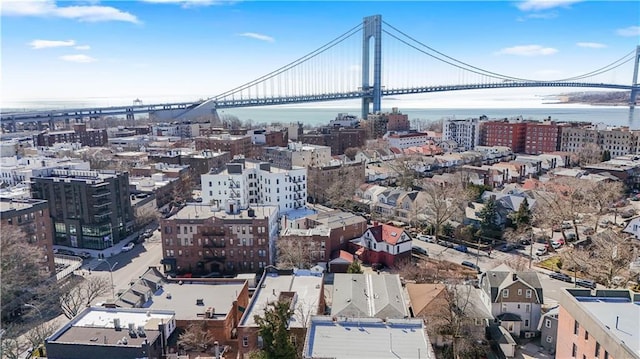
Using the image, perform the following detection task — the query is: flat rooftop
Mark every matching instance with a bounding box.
[241,271,323,328]
[574,295,640,357]
[143,281,246,320]
[172,204,277,221]
[0,198,47,214]
[304,317,433,359]
[48,307,174,347]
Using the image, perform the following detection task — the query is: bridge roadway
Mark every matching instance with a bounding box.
[1,81,637,124]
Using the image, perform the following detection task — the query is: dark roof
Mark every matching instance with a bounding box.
[497,313,522,321]
[481,264,543,304]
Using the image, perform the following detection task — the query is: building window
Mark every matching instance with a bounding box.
[574,320,579,335]
[518,289,522,296]
[242,336,249,347]
[503,289,509,298]
[604,351,609,359]
[585,331,588,340]
[545,336,553,343]
[524,319,529,327]
[545,319,551,328]
[572,344,577,357]
[595,342,600,357]
[526,289,532,298]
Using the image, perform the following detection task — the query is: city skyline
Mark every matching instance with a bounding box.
[1,0,639,108]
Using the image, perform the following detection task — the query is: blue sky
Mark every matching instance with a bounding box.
[1,0,639,108]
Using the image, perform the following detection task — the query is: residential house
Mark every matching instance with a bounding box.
[478,264,544,337]
[538,306,559,353]
[350,223,412,268]
[331,273,408,319]
[622,215,640,240]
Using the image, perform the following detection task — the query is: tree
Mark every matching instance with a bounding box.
[386,156,420,191]
[1,227,48,319]
[601,150,612,162]
[253,301,297,359]
[564,229,636,288]
[178,321,216,353]
[423,285,488,359]
[59,276,111,319]
[510,197,531,230]
[419,181,468,242]
[347,260,363,274]
[276,236,317,270]
[478,196,500,239]
[578,142,603,166]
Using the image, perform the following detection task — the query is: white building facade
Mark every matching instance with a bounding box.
[201,160,306,216]
[385,132,430,149]
[443,118,480,151]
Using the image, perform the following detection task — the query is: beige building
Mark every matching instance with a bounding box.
[560,126,638,158]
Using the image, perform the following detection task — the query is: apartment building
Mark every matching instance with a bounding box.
[560,126,637,158]
[262,143,332,170]
[195,134,254,158]
[33,123,108,147]
[556,288,639,359]
[0,198,55,275]
[201,160,307,215]
[524,120,563,154]
[481,120,527,153]
[299,127,367,155]
[442,117,480,151]
[307,161,365,204]
[386,132,430,150]
[30,169,134,250]
[160,203,279,275]
[148,149,231,185]
[0,156,90,186]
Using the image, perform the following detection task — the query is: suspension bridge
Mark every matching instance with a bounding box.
[2,15,639,131]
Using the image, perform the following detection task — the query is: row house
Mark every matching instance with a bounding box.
[160,203,279,275]
[33,123,108,148]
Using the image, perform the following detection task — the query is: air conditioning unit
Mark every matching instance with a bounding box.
[524,331,536,339]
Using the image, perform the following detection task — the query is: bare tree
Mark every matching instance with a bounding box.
[178,321,215,353]
[386,155,421,190]
[564,229,636,288]
[578,142,603,166]
[135,206,161,230]
[324,173,360,210]
[59,276,111,319]
[276,236,317,270]
[419,180,469,242]
[586,181,624,232]
[23,320,60,351]
[1,227,48,319]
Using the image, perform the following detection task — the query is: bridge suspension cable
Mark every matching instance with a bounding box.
[212,23,362,101]
[383,20,636,84]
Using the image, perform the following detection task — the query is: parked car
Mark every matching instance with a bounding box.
[549,272,573,283]
[498,243,516,252]
[550,240,563,249]
[582,227,595,235]
[78,251,92,259]
[575,279,597,289]
[55,248,76,256]
[519,238,531,246]
[417,234,435,243]
[438,240,455,248]
[535,247,548,256]
[454,245,468,253]
[122,242,135,252]
[412,246,429,256]
[461,261,481,273]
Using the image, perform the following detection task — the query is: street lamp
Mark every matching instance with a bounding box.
[98,259,118,300]
[23,303,43,321]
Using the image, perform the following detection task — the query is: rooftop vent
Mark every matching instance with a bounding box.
[196,298,204,306]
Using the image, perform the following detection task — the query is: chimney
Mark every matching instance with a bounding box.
[512,273,517,281]
[616,316,619,329]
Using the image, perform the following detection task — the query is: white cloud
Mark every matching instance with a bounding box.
[29,39,76,49]
[59,54,96,63]
[238,32,275,43]
[517,0,583,11]
[75,45,91,50]
[1,0,140,24]
[496,45,558,56]
[576,42,606,49]
[616,26,640,37]
[526,11,558,19]
[141,0,235,8]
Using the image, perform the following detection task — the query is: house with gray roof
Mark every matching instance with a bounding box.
[479,264,543,338]
[331,273,408,319]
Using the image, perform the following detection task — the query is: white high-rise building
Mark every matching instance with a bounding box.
[442,118,480,151]
[201,159,306,216]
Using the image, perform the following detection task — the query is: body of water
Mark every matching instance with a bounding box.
[223,106,640,129]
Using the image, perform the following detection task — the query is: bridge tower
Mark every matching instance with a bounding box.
[630,45,640,107]
[361,15,382,120]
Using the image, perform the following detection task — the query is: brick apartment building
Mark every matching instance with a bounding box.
[195,134,254,158]
[299,127,366,155]
[481,120,527,153]
[160,203,279,276]
[0,198,55,275]
[34,123,108,147]
[385,108,410,132]
[307,161,366,204]
[148,150,231,185]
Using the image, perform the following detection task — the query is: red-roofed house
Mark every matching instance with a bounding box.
[328,250,355,273]
[350,223,412,268]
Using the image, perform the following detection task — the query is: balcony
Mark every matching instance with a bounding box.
[92,191,110,198]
